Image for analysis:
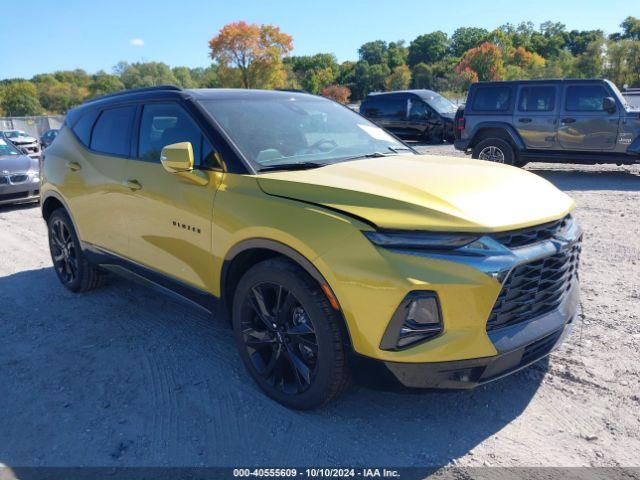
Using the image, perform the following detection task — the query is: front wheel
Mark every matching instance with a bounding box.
[232,258,349,409]
[472,138,516,166]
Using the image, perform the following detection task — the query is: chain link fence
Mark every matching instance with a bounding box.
[0,116,65,138]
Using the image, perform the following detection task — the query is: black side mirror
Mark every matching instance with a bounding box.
[603,96,617,114]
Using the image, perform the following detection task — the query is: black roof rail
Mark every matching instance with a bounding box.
[84,84,183,104]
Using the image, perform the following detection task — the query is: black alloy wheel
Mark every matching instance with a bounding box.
[240,282,319,394]
[232,258,349,409]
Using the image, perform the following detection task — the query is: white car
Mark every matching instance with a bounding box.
[1,130,41,159]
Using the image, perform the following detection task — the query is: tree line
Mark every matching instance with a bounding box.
[1,16,639,116]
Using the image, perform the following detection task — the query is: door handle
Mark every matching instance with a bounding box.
[66,161,81,171]
[125,179,142,191]
[561,118,576,124]
[517,118,532,123]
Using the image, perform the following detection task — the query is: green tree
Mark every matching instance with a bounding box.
[172,67,198,88]
[120,62,179,89]
[408,31,449,66]
[358,40,389,65]
[574,39,604,78]
[88,71,125,97]
[387,41,408,68]
[286,54,339,93]
[618,16,640,40]
[1,81,42,116]
[450,27,489,57]
[385,65,411,91]
[567,30,604,55]
[411,63,433,89]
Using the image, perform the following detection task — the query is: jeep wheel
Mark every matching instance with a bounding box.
[232,258,349,409]
[47,209,105,292]
[472,138,516,166]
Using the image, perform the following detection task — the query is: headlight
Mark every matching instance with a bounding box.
[363,230,479,250]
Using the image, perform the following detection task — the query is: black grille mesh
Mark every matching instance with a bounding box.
[492,215,571,249]
[486,241,581,331]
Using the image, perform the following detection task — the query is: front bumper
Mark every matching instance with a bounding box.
[0,179,41,205]
[369,282,578,389]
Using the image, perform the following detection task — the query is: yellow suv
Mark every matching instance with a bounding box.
[41,86,582,409]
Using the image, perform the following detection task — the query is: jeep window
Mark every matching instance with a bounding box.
[518,86,556,112]
[472,87,511,111]
[137,103,216,167]
[565,85,609,111]
[200,95,408,170]
[90,106,136,156]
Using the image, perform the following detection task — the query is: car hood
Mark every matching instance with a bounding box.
[7,136,37,144]
[256,155,574,232]
[0,154,37,173]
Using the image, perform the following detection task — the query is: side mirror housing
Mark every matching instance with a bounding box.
[160,142,208,186]
[603,96,617,114]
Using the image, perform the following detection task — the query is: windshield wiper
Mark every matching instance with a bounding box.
[257,161,327,173]
[387,146,412,153]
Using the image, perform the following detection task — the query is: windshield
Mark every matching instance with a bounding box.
[624,93,640,109]
[199,94,412,171]
[420,92,457,114]
[0,139,21,157]
[4,130,27,138]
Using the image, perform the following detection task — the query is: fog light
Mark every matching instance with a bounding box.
[380,292,443,350]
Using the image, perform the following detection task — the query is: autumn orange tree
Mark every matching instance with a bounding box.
[321,85,351,104]
[454,42,505,82]
[208,21,293,89]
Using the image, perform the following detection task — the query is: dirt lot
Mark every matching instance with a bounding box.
[0,144,639,469]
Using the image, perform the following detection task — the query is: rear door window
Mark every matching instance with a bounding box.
[518,86,556,112]
[565,85,609,111]
[90,106,136,156]
[472,86,512,111]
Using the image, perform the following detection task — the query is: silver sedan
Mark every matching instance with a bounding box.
[0,139,40,206]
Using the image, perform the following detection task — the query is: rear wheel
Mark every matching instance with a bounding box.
[472,138,516,166]
[232,258,349,409]
[47,209,104,292]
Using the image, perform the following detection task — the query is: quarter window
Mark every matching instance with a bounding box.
[565,85,609,111]
[472,87,512,111]
[90,106,135,156]
[518,86,556,112]
[71,109,99,147]
[138,103,217,167]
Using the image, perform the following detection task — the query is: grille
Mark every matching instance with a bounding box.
[493,215,571,249]
[0,191,30,201]
[10,174,29,183]
[486,241,581,331]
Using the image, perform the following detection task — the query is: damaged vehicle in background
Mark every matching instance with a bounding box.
[0,130,41,159]
[360,90,457,143]
[0,138,40,206]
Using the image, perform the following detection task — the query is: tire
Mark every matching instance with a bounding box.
[472,138,517,166]
[232,258,349,409]
[47,208,105,292]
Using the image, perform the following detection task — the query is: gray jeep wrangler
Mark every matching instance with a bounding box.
[454,79,640,166]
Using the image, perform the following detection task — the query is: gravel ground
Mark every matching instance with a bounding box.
[0,144,639,469]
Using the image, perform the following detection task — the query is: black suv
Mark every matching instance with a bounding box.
[360,90,457,142]
[454,79,640,166]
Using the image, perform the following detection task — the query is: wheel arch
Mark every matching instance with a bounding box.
[220,239,352,347]
[41,191,83,243]
[469,122,525,151]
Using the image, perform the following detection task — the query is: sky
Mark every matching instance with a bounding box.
[1,0,637,79]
